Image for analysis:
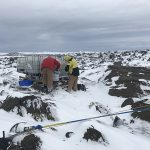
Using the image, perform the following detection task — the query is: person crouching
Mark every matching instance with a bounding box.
[41,55,60,93]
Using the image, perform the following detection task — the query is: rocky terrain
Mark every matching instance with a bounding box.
[0,50,150,150]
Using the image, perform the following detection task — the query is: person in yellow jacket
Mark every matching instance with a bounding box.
[64,55,79,92]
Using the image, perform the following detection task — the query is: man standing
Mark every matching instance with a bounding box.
[64,55,79,92]
[41,55,60,93]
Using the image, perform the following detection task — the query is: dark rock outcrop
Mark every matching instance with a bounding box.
[121,98,134,107]
[3,133,42,150]
[83,126,107,144]
[1,95,55,121]
[113,116,125,127]
[105,64,150,98]
[65,132,74,138]
[131,99,150,122]
[21,134,42,150]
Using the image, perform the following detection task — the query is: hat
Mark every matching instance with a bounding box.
[64,55,72,62]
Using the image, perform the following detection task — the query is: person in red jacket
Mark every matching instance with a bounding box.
[41,56,60,92]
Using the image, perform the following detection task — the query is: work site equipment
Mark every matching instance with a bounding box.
[17,54,68,82]
[19,80,33,87]
[42,105,150,129]
[3,105,150,140]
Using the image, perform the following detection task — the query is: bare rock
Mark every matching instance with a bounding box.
[83,126,107,144]
[1,95,56,121]
[21,134,42,150]
[121,98,134,107]
[131,99,150,122]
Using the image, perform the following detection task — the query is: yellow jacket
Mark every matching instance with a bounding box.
[64,55,79,76]
[68,58,78,74]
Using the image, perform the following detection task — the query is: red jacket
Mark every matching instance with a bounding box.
[41,56,61,71]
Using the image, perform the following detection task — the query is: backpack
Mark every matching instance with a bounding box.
[77,84,86,91]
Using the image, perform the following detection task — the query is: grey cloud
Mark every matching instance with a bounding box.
[0,0,150,52]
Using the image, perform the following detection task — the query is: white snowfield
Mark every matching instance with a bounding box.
[0,50,150,150]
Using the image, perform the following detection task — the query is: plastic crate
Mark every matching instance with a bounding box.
[17,55,67,81]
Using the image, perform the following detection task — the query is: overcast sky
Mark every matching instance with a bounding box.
[0,0,150,52]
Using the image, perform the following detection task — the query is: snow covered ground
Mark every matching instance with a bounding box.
[0,50,150,150]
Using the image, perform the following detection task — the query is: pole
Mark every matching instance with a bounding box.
[43,106,150,129]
